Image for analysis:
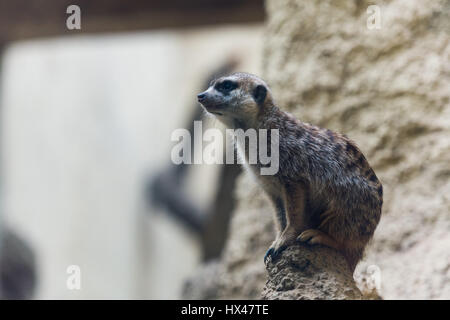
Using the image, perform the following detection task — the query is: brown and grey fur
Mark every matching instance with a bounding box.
[197,72,383,271]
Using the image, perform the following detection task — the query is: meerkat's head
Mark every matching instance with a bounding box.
[197,72,274,128]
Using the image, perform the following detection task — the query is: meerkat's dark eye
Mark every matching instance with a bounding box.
[253,84,267,105]
[222,80,234,90]
[216,80,237,93]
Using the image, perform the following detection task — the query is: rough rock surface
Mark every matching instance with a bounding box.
[262,244,362,299]
[184,0,450,299]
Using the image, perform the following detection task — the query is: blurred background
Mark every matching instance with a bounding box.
[0,0,264,299]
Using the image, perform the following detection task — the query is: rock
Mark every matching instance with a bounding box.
[262,244,363,299]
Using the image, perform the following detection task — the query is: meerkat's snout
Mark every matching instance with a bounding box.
[197,88,224,116]
[197,92,206,102]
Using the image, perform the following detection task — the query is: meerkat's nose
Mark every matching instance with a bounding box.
[197,92,206,102]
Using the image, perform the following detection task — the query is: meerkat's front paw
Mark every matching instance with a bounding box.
[297,229,322,244]
[297,229,341,250]
[264,235,294,264]
[264,242,287,264]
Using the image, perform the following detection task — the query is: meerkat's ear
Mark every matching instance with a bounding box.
[253,85,267,105]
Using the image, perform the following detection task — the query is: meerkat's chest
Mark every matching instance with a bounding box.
[236,144,282,197]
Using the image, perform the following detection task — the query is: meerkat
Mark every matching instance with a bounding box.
[197,72,382,271]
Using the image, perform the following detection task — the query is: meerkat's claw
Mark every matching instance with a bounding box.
[264,244,287,264]
[264,247,274,264]
[272,245,287,260]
